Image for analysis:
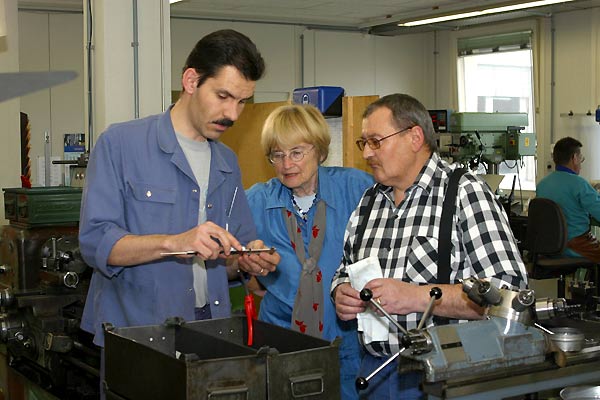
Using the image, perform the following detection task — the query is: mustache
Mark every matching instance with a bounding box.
[213,118,234,127]
[366,157,379,168]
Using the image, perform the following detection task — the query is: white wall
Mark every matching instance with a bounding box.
[11,7,600,193]
[85,1,171,139]
[169,19,434,104]
[552,8,600,181]
[0,1,21,224]
[298,29,434,102]
[170,19,301,103]
[19,11,84,186]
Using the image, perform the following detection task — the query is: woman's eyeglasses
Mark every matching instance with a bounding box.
[355,126,414,151]
[269,146,314,164]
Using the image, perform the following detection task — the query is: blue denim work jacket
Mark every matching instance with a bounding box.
[79,108,256,346]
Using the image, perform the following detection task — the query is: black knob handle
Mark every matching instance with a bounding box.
[429,287,442,300]
[360,288,373,302]
[355,376,369,390]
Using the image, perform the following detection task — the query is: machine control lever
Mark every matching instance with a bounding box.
[355,351,402,391]
[417,287,442,330]
[356,287,442,391]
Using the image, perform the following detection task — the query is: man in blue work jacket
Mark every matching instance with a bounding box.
[78,30,280,393]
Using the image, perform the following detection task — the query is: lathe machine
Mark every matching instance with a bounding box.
[0,187,99,399]
[358,277,600,399]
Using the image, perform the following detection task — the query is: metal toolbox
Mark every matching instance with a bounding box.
[104,316,340,400]
[3,187,82,227]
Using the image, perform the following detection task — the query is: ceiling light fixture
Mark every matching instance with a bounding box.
[170,0,184,4]
[397,0,576,26]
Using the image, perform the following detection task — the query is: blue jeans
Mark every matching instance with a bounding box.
[339,339,362,400]
[194,304,212,320]
[358,352,425,400]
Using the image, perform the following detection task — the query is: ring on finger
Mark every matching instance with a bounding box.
[375,297,382,305]
[259,268,264,274]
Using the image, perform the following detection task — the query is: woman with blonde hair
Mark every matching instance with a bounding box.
[246,104,373,399]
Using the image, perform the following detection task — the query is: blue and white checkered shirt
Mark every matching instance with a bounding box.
[331,153,527,356]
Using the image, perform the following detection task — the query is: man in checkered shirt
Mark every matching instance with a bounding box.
[331,94,527,400]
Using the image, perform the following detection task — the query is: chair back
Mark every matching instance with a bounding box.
[527,197,568,261]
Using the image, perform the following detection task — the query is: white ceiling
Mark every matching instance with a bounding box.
[170,0,509,28]
[18,0,600,34]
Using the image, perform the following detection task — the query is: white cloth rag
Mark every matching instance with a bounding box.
[347,256,389,344]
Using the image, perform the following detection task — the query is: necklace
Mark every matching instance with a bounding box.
[291,193,317,221]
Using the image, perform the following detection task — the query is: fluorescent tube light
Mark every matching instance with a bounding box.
[398,0,576,26]
[170,0,184,4]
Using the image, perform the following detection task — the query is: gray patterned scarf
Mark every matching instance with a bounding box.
[283,200,326,337]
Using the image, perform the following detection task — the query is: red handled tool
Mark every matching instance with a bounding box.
[238,271,257,346]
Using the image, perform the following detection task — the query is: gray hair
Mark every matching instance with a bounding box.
[363,93,438,152]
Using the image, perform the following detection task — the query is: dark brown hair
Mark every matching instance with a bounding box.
[183,29,265,87]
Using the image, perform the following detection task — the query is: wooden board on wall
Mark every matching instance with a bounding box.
[342,95,379,172]
[220,101,290,189]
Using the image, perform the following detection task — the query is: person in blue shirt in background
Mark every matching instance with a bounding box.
[246,104,374,400]
[536,136,600,262]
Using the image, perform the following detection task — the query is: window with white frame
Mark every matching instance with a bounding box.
[457,32,536,191]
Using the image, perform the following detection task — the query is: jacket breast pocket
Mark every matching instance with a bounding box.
[127,181,177,222]
[405,236,438,283]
